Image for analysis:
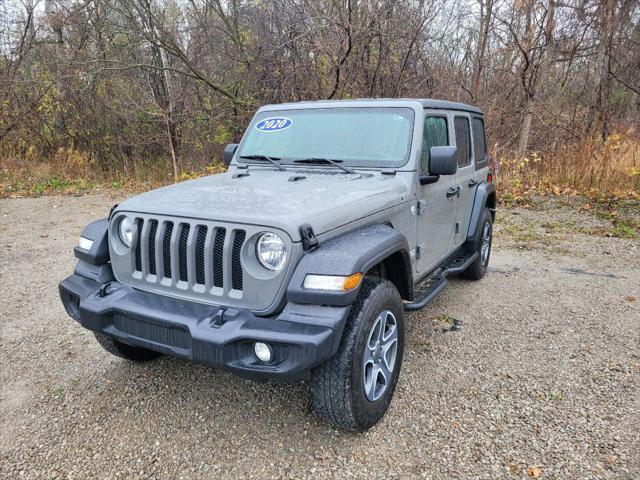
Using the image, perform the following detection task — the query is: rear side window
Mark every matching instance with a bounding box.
[472,117,487,166]
[421,116,448,172]
[454,117,471,167]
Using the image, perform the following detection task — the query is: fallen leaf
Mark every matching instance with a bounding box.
[624,295,636,302]
[509,463,519,474]
[527,466,542,478]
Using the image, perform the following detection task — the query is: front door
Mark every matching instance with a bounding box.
[416,113,456,274]
[452,115,475,247]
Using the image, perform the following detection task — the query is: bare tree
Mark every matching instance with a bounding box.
[1,0,638,180]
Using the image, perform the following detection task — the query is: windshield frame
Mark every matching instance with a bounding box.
[235,102,421,170]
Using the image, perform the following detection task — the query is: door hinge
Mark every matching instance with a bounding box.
[415,244,424,259]
[446,186,461,198]
[416,199,427,215]
[455,222,460,234]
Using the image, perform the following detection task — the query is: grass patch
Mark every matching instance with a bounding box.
[538,390,564,401]
[500,224,537,242]
[611,220,638,239]
[434,314,456,325]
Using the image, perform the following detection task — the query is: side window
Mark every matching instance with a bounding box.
[472,117,487,166]
[453,116,471,167]
[421,116,448,172]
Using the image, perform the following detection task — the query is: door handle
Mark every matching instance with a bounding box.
[468,179,478,188]
[446,187,459,198]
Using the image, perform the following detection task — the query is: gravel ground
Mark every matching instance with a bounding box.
[1,194,639,479]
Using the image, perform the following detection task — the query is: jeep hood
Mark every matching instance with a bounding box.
[116,170,409,241]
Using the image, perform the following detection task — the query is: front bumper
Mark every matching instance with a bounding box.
[59,274,350,381]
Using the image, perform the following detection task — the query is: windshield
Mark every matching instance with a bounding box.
[238,107,415,168]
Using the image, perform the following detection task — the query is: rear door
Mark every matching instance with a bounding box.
[452,115,475,247]
[416,113,456,274]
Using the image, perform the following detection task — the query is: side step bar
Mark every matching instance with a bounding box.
[404,250,479,311]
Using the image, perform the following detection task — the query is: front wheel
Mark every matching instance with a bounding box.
[309,278,405,431]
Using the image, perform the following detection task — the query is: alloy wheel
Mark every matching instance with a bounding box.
[363,310,398,402]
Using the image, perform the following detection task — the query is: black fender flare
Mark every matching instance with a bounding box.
[466,181,496,240]
[74,218,110,266]
[286,224,413,307]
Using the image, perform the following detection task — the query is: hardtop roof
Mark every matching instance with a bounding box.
[260,98,483,115]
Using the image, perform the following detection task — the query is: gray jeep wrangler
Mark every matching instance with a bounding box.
[59,99,495,431]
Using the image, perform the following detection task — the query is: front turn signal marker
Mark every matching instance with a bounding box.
[303,272,363,292]
[342,272,363,291]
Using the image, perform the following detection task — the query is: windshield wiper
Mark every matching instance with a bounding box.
[293,158,356,175]
[240,154,285,171]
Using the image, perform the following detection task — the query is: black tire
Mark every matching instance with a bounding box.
[94,332,162,362]
[461,207,493,280]
[309,278,405,431]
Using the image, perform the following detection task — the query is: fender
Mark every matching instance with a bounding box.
[466,181,496,239]
[287,224,413,307]
[74,218,110,266]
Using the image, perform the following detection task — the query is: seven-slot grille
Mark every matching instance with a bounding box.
[132,218,245,293]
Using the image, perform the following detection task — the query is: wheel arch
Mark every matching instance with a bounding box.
[466,181,497,239]
[365,250,413,302]
[286,224,414,306]
[486,190,497,220]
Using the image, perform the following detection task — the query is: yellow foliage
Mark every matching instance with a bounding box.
[497,130,640,203]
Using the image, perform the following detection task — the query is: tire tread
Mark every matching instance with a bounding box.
[310,278,403,431]
[461,207,493,280]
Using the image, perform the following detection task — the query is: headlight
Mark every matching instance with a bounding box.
[118,217,134,247]
[256,232,287,271]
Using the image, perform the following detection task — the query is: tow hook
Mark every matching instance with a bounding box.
[98,282,112,298]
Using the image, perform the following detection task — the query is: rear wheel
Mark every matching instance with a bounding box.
[309,278,404,431]
[461,207,493,280]
[94,332,162,362]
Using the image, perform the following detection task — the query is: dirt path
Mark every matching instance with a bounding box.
[1,194,639,479]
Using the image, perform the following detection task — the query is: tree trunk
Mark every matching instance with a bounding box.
[518,105,533,160]
[517,0,556,160]
[470,0,494,100]
[165,113,178,182]
[588,0,615,141]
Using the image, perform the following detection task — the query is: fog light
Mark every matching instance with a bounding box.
[254,342,273,363]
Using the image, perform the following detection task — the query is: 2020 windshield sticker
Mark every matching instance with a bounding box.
[255,117,292,132]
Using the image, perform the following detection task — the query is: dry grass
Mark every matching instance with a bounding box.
[495,129,640,204]
[0,146,225,197]
[2,131,639,201]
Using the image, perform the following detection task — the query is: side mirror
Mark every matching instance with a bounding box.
[429,146,458,176]
[223,143,239,167]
